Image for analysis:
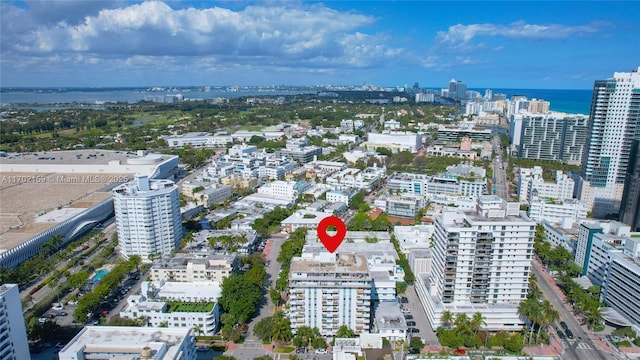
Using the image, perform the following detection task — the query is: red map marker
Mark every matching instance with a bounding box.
[317,216,347,253]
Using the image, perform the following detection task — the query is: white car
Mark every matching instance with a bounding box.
[315,349,328,354]
[52,303,64,311]
[401,308,411,313]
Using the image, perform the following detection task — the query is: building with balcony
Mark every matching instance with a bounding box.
[578,67,640,218]
[288,253,373,336]
[575,221,630,279]
[601,238,640,328]
[418,196,535,331]
[0,284,29,360]
[151,252,238,282]
[527,196,588,224]
[58,326,196,360]
[509,113,588,165]
[114,176,183,262]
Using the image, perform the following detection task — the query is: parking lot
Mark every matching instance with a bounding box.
[401,285,439,346]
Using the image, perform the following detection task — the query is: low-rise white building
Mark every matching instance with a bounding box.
[58,326,196,360]
[365,132,422,153]
[165,132,233,148]
[151,252,238,282]
[393,225,434,254]
[281,210,332,233]
[373,302,407,341]
[326,188,359,207]
[258,180,311,201]
[325,166,385,193]
[527,196,587,224]
[120,294,220,336]
[518,167,575,203]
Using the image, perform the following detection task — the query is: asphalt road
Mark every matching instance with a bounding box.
[531,258,613,360]
[491,135,510,201]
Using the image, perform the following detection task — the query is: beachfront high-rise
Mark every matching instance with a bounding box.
[577,67,640,218]
[0,284,30,360]
[113,175,183,262]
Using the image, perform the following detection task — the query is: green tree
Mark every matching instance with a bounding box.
[441,311,454,329]
[410,337,424,351]
[254,317,275,341]
[220,275,262,324]
[335,325,356,338]
[470,312,486,335]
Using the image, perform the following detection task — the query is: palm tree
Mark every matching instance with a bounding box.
[537,300,559,342]
[518,297,539,344]
[441,310,454,329]
[470,312,486,335]
[454,313,471,336]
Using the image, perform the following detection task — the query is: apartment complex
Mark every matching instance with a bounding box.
[620,140,640,231]
[509,113,588,165]
[387,172,486,198]
[151,252,238,282]
[113,176,183,261]
[578,67,640,218]
[419,196,535,331]
[288,253,372,336]
[0,284,29,360]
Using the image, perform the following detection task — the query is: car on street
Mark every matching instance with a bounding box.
[408,327,420,333]
[404,315,413,320]
[406,321,416,326]
[557,329,566,340]
[566,329,574,339]
[401,308,410,313]
[315,349,328,354]
[560,321,568,330]
[56,312,68,317]
[52,303,64,311]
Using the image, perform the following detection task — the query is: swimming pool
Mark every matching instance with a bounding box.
[92,268,109,281]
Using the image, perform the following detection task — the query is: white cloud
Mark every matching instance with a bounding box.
[437,21,605,45]
[2,1,400,71]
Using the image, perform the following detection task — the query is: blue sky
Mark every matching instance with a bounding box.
[1,1,638,89]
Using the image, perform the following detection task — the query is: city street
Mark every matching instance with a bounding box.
[491,135,510,201]
[531,257,615,360]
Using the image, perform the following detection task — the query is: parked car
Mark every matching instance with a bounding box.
[406,321,416,327]
[52,303,64,311]
[196,346,209,352]
[408,327,420,333]
[56,312,68,317]
[557,329,566,340]
[315,349,328,354]
[404,315,413,320]
[560,321,568,330]
[401,308,410,313]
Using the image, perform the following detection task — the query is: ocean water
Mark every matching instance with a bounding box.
[477,88,592,115]
[1,87,593,115]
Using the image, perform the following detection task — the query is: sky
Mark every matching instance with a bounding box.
[1,1,639,89]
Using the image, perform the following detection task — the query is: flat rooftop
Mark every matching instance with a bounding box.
[291,253,369,273]
[59,326,190,359]
[0,149,173,166]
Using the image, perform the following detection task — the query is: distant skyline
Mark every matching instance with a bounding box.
[1,1,639,89]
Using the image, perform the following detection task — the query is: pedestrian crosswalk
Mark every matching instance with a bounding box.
[576,342,592,350]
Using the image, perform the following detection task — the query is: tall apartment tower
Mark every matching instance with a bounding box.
[448,79,467,100]
[113,175,183,261]
[421,196,535,331]
[578,67,640,218]
[0,284,30,360]
[288,253,372,336]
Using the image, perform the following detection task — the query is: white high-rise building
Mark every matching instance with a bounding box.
[578,67,640,218]
[418,196,535,331]
[114,176,183,262]
[288,253,372,336]
[0,284,30,360]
